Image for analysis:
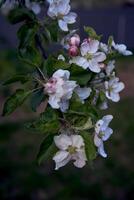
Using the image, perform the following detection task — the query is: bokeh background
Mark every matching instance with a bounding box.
[0,0,134,199]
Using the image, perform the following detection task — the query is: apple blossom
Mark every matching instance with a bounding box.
[70,39,106,73]
[53,134,87,170]
[94,115,113,158]
[112,41,133,56]
[47,0,77,31]
[44,69,77,112]
[105,77,125,102]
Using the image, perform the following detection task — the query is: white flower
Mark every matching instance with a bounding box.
[47,0,77,31]
[105,60,115,76]
[75,87,92,103]
[53,134,87,170]
[94,115,113,158]
[44,69,77,112]
[112,41,133,56]
[70,39,106,73]
[105,77,125,102]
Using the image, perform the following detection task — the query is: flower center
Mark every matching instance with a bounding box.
[86,53,93,60]
[68,146,77,154]
[98,131,105,138]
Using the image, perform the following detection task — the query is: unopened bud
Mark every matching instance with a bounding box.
[69,34,80,47]
[69,46,79,57]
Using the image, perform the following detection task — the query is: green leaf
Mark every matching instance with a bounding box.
[27,107,60,134]
[8,8,36,24]
[108,36,114,48]
[2,89,31,116]
[47,21,59,42]
[17,23,38,48]
[43,56,70,77]
[30,88,45,112]
[19,45,42,67]
[80,131,96,161]
[70,64,92,85]
[84,26,102,40]
[3,75,30,85]
[36,135,57,165]
[69,96,98,119]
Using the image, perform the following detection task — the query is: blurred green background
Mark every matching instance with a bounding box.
[0,0,134,200]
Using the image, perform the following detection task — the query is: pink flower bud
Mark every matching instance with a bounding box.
[69,46,79,57]
[69,34,80,47]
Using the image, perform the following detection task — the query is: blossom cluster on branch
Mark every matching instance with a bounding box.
[1,0,133,170]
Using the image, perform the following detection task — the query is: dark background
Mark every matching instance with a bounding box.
[0,1,134,199]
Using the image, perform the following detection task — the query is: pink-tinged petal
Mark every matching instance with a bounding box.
[53,69,70,80]
[98,143,107,158]
[73,151,87,168]
[58,19,68,31]
[53,151,71,170]
[93,52,106,62]
[94,134,102,147]
[70,56,89,69]
[80,42,91,56]
[54,134,72,150]
[88,40,99,54]
[63,12,77,24]
[102,127,113,141]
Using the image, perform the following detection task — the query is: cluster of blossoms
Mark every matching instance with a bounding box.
[44,0,132,170]
[1,0,133,170]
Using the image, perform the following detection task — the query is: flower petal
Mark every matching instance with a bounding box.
[88,60,101,73]
[53,69,70,80]
[94,134,102,147]
[53,150,71,170]
[48,95,60,109]
[93,52,106,62]
[101,115,113,130]
[75,87,92,102]
[54,134,72,150]
[102,127,113,141]
[98,143,107,158]
[71,135,84,149]
[59,100,69,112]
[58,19,68,32]
[70,56,89,69]
[63,12,77,24]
